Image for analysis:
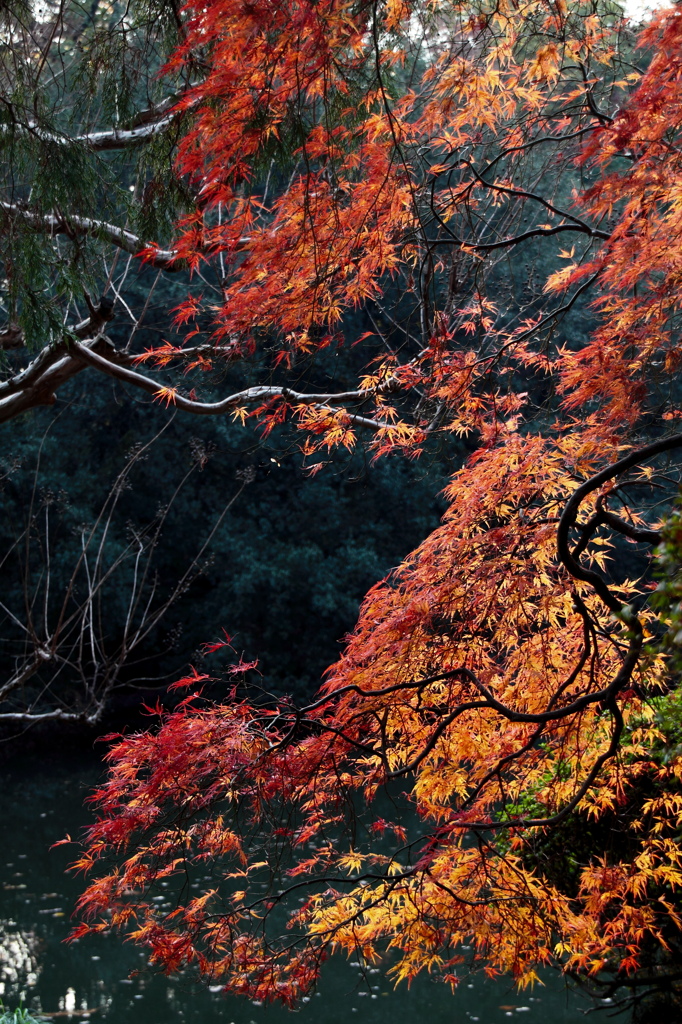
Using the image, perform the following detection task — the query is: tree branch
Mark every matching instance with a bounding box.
[428,221,609,251]
[557,434,682,613]
[74,116,177,151]
[0,706,104,724]
[1,202,179,269]
[463,160,608,238]
[3,93,191,151]
[0,299,117,422]
[70,340,392,428]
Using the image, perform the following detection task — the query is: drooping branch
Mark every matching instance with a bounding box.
[462,698,626,832]
[274,443,678,831]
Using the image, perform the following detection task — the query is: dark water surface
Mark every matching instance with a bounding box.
[0,751,610,1024]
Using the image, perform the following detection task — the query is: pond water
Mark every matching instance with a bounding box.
[0,751,617,1024]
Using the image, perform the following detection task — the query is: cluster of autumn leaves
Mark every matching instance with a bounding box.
[72,0,682,1005]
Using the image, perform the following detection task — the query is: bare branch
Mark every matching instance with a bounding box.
[0,420,253,727]
[0,706,104,724]
[429,221,610,251]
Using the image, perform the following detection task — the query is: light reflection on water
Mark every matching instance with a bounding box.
[0,751,604,1024]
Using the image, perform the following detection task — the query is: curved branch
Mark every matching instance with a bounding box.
[599,505,661,545]
[463,160,608,238]
[71,341,391,428]
[557,434,682,612]
[466,696,626,832]
[0,311,398,427]
[0,301,119,422]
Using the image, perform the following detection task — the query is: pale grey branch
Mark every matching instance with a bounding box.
[1,202,178,269]
[72,341,392,428]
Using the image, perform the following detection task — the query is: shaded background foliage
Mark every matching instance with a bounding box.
[0,319,453,718]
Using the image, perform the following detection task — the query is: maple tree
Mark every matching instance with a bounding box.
[58,0,682,1018]
[0,0,441,726]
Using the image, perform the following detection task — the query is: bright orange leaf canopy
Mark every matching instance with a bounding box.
[72,0,682,1007]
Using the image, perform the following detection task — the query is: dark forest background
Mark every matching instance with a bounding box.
[1,277,462,728]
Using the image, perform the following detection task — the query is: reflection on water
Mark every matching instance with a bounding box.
[0,751,609,1024]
